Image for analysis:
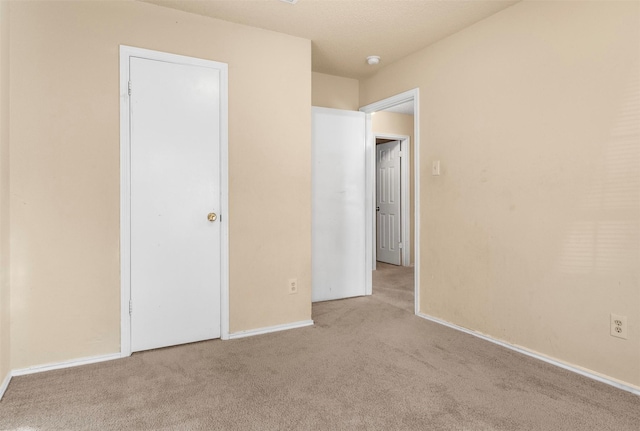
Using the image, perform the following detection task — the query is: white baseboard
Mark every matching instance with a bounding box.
[0,371,11,400]
[11,352,122,377]
[229,319,314,340]
[416,312,640,397]
[6,320,314,379]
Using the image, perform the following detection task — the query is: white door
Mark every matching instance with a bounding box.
[312,107,367,302]
[129,57,221,352]
[376,141,402,265]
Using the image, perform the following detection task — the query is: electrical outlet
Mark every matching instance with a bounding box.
[610,313,627,339]
[288,278,298,294]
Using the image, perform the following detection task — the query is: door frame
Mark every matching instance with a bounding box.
[119,45,230,356]
[360,89,420,314]
[374,134,411,267]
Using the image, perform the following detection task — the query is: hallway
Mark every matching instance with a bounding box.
[372,262,414,313]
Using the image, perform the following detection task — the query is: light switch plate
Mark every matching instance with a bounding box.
[432,160,441,176]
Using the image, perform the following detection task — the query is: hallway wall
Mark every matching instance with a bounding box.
[312,72,359,111]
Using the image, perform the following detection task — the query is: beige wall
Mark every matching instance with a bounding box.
[372,112,415,265]
[361,0,640,388]
[0,0,10,386]
[312,72,359,110]
[9,0,311,369]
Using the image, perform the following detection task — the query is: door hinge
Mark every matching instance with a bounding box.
[399,242,403,249]
[398,151,403,157]
[129,300,132,315]
[128,81,132,96]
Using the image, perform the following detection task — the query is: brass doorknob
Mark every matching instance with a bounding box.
[207,212,217,222]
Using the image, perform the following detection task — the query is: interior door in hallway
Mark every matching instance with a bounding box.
[376,140,401,265]
[129,56,221,352]
[312,107,367,302]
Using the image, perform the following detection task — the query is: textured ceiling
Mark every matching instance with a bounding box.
[141,0,519,79]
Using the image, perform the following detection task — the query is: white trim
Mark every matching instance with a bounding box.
[119,46,132,357]
[219,59,230,341]
[11,353,122,377]
[373,133,411,267]
[119,45,230,353]
[0,372,10,400]
[228,320,314,340]
[360,89,419,115]
[365,114,374,292]
[414,92,420,315]
[360,89,420,314]
[417,312,640,397]
[402,138,411,267]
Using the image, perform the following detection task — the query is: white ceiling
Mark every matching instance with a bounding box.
[141,0,520,79]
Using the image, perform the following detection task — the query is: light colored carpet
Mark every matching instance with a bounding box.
[372,261,415,313]
[1,264,638,430]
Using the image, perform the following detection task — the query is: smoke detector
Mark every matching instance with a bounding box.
[366,56,381,65]
[278,0,299,4]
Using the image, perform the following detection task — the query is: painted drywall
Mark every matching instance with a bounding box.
[0,0,10,387]
[9,0,311,369]
[372,112,415,266]
[312,72,359,111]
[361,0,640,388]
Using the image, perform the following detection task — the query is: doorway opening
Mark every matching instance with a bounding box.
[374,134,411,268]
[360,89,420,315]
